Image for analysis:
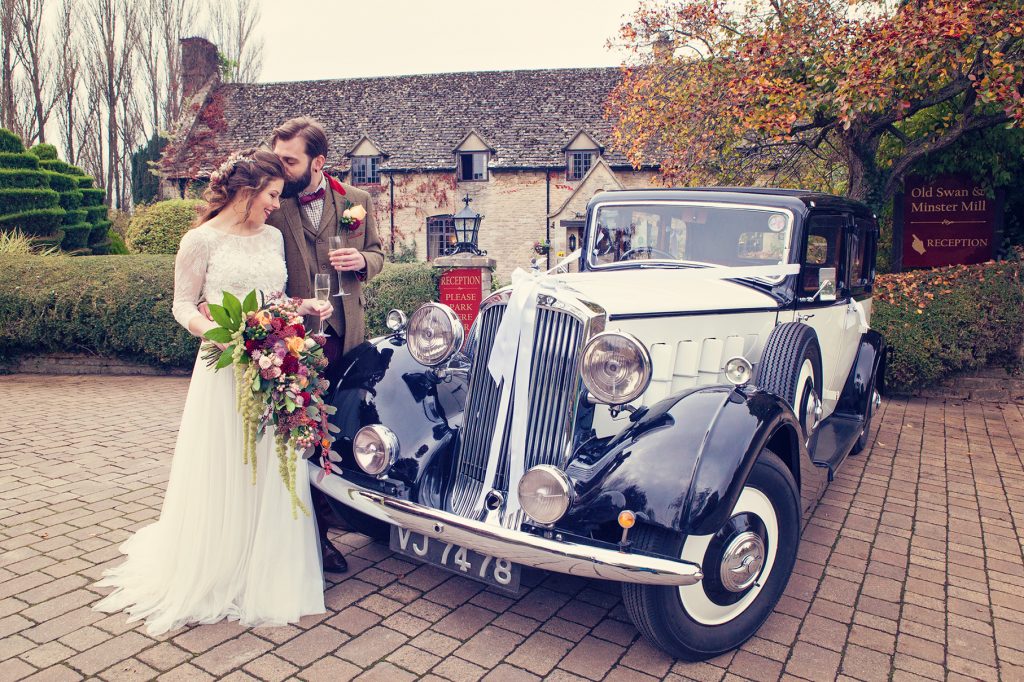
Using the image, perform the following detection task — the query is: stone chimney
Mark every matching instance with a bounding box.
[180,37,220,103]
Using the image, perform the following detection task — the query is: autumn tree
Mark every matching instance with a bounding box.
[608,0,1024,211]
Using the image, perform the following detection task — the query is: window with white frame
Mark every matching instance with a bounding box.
[427,215,457,260]
[458,152,488,181]
[567,151,595,181]
[351,156,380,185]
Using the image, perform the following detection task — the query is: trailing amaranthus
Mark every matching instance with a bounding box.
[201,290,337,518]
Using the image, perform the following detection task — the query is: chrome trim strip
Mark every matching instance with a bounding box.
[312,462,704,587]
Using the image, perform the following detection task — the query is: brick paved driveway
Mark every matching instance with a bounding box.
[1,374,1023,681]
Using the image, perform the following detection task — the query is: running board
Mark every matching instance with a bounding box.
[811,414,863,480]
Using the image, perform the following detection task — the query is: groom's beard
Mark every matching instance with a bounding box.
[282,162,313,198]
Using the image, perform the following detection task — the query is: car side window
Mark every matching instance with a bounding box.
[850,217,875,292]
[802,214,845,295]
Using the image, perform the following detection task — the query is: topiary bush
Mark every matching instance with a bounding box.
[0,151,40,170]
[37,159,83,176]
[0,187,59,214]
[363,262,441,337]
[0,128,24,153]
[28,143,58,160]
[0,168,49,189]
[0,208,67,235]
[873,252,1024,393]
[125,199,202,254]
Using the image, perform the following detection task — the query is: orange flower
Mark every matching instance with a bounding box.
[286,336,305,355]
[255,310,272,325]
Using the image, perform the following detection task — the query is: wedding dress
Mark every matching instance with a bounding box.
[94,224,326,636]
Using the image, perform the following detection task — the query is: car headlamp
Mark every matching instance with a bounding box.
[580,331,652,405]
[518,465,574,525]
[353,425,399,476]
[406,303,464,366]
[724,356,753,386]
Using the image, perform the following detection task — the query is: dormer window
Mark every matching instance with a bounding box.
[351,156,380,185]
[458,152,488,181]
[567,151,595,181]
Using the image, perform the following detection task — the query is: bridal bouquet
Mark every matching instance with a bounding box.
[201,290,337,518]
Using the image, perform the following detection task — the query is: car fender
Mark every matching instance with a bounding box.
[564,385,806,536]
[327,338,468,503]
[834,329,886,418]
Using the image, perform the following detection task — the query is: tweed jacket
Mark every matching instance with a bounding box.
[267,177,384,355]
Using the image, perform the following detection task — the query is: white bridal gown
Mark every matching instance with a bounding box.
[94,224,325,636]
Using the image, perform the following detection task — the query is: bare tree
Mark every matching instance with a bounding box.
[76,68,103,180]
[209,0,263,83]
[53,0,80,162]
[137,0,162,137]
[86,0,139,207]
[161,0,196,126]
[11,0,56,144]
[0,0,17,132]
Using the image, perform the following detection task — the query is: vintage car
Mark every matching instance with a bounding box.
[312,188,886,660]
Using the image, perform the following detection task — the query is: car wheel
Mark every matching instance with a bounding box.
[622,450,800,661]
[756,323,823,441]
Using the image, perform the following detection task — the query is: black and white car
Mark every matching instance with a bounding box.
[313,188,886,660]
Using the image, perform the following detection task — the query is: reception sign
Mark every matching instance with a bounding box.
[439,268,483,336]
[899,175,998,268]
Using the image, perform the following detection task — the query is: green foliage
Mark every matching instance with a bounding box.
[58,190,83,213]
[64,209,88,225]
[131,132,166,204]
[107,230,129,255]
[0,229,62,256]
[125,199,201,254]
[0,169,48,189]
[388,239,419,263]
[37,159,83,176]
[28,143,58,160]
[80,188,105,206]
[61,224,92,250]
[89,221,112,246]
[0,129,24,153]
[0,152,40,170]
[0,254,199,368]
[40,170,76,192]
[0,208,67,235]
[0,188,59,214]
[873,255,1024,393]
[85,205,108,223]
[363,263,440,337]
[76,176,94,189]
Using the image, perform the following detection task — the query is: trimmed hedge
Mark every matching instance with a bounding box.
[37,159,83,176]
[61,224,92,250]
[873,255,1024,393]
[0,255,444,368]
[0,208,66,235]
[125,199,202,254]
[0,254,199,367]
[0,188,59,213]
[89,221,112,245]
[80,188,105,206]
[0,129,23,153]
[41,170,77,193]
[364,262,442,337]
[28,143,58,160]
[0,152,40,170]
[0,169,49,189]
[76,176,94,189]
[85,205,108,223]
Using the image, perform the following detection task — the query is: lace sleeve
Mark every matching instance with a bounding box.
[172,229,210,333]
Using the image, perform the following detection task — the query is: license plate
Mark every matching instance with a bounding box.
[389,526,521,595]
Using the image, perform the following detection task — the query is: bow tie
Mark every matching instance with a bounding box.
[298,187,325,205]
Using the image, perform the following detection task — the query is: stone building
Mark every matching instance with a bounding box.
[161,38,658,280]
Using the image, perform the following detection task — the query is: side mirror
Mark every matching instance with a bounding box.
[818,267,837,302]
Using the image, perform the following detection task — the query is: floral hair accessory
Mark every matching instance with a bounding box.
[210,151,256,185]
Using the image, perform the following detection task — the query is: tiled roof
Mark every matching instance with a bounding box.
[163,67,640,177]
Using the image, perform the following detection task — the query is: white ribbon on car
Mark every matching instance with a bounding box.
[479,256,800,524]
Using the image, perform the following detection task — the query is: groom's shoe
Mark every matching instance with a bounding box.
[321,539,348,574]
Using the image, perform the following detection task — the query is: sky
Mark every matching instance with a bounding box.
[256,0,640,83]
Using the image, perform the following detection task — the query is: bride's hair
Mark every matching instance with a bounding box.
[194,147,285,226]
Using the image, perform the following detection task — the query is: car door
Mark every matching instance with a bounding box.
[797,211,850,417]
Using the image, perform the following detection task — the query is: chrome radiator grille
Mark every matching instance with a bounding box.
[448,302,585,518]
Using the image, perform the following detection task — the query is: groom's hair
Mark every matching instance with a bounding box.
[270,116,329,160]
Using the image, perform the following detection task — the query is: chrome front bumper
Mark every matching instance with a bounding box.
[309,461,704,587]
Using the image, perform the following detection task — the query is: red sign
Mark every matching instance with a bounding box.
[439,268,482,336]
[901,175,996,268]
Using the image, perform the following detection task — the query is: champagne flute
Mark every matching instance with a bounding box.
[313,273,330,335]
[328,235,350,297]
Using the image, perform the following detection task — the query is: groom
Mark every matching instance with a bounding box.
[268,116,385,573]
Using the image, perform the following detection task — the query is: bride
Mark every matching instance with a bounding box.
[94,148,332,635]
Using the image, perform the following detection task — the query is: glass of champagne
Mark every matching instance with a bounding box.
[329,235,349,297]
[313,273,331,335]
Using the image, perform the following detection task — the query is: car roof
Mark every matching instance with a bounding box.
[586,187,875,217]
